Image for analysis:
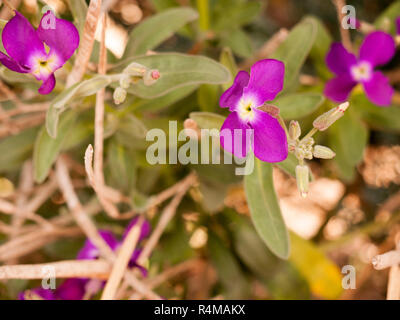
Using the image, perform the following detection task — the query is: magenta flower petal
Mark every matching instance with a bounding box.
[243,59,284,106]
[37,11,80,65]
[19,288,55,300]
[362,71,394,106]
[2,11,46,69]
[77,230,119,260]
[326,43,357,75]
[123,217,151,242]
[38,73,56,95]
[220,70,250,111]
[359,31,395,67]
[324,74,357,103]
[251,109,288,163]
[55,279,86,300]
[220,112,252,159]
[0,51,30,73]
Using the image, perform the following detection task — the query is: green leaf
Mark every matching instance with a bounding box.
[272,18,317,93]
[289,232,342,299]
[189,111,225,130]
[212,1,261,32]
[34,110,77,183]
[329,107,368,182]
[307,15,333,79]
[352,93,400,132]
[221,28,253,58]
[244,158,290,259]
[0,127,39,173]
[123,8,199,58]
[374,0,400,33]
[197,84,220,112]
[275,93,325,120]
[117,114,148,140]
[46,75,117,138]
[106,139,137,194]
[120,53,230,99]
[198,176,228,213]
[276,152,297,178]
[133,85,198,113]
[230,214,310,299]
[219,47,237,90]
[67,0,87,35]
[208,232,250,299]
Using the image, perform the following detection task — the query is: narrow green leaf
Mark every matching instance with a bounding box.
[244,158,290,259]
[67,0,87,35]
[374,0,400,33]
[275,93,325,120]
[120,53,230,99]
[0,127,39,173]
[219,47,237,90]
[272,18,317,93]
[189,111,225,130]
[221,28,253,58]
[208,232,250,299]
[197,84,220,112]
[117,114,148,140]
[34,111,77,183]
[46,75,117,138]
[133,85,198,113]
[123,8,199,58]
[329,107,368,182]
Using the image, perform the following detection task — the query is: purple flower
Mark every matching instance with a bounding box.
[19,218,151,300]
[0,11,79,95]
[324,31,395,106]
[219,59,288,163]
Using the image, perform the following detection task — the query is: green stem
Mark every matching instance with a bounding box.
[300,127,318,143]
[196,0,210,31]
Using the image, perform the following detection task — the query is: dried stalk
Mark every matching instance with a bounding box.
[56,156,161,299]
[137,173,196,265]
[372,250,400,270]
[0,260,111,280]
[66,0,102,87]
[333,0,353,53]
[101,217,143,300]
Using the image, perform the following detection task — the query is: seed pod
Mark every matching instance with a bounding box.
[113,87,127,105]
[296,165,309,198]
[289,120,301,140]
[313,102,349,131]
[313,145,336,159]
[119,75,131,89]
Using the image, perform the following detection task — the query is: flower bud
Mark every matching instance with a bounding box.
[123,62,147,76]
[143,69,160,86]
[289,120,301,140]
[113,87,127,105]
[296,165,309,198]
[313,145,336,159]
[313,102,349,131]
[119,75,131,89]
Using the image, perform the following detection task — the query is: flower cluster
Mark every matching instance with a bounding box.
[0,10,79,94]
[219,59,288,163]
[19,217,151,300]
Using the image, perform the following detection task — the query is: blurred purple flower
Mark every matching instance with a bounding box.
[396,17,400,35]
[0,11,79,94]
[324,31,395,106]
[219,59,288,163]
[19,218,150,300]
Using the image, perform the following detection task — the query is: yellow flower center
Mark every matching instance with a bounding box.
[237,98,256,122]
[31,54,59,79]
[351,61,372,82]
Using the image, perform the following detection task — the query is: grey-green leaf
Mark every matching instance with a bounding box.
[275,93,325,120]
[121,53,230,99]
[34,111,77,183]
[272,18,317,93]
[189,111,225,130]
[123,7,199,58]
[244,157,290,259]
